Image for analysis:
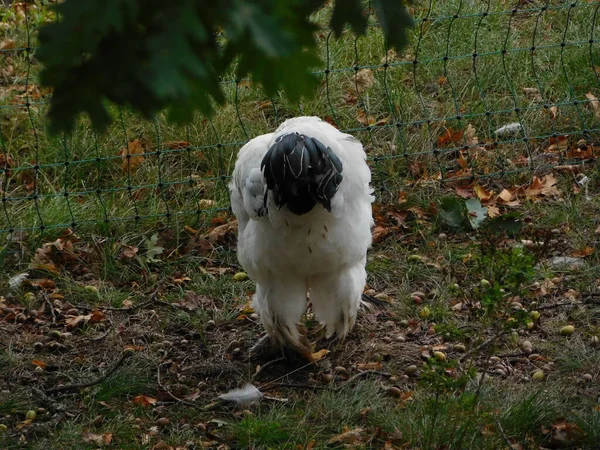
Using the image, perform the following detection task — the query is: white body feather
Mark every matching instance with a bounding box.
[229,116,374,350]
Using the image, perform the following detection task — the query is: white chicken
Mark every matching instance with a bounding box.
[229,116,374,354]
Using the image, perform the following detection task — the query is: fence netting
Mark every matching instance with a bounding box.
[1,1,599,249]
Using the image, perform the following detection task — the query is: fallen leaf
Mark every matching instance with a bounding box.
[437,128,463,147]
[487,205,500,218]
[585,92,600,118]
[343,90,358,104]
[82,432,113,446]
[571,246,594,258]
[354,69,375,91]
[163,141,189,149]
[549,105,558,119]
[327,427,365,445]
[119,245,138,260]
[0,39,15,50]
[548,418,585,447]
[177,291,213,310]
[32,359,47,369]
[120,139,145,174]
[371,225,391,243]
[204,220,237,245]
[356,110,375,126]
[473,184,493,202]
[524,174,560,199]
[465,123,479,146]
[132,395,157,407]
[29,278,57,290]
[523,87,542,101]
[308,349,330,362]
[455,185,473,199]
[356,361,383,371]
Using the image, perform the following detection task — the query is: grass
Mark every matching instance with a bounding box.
[1,0,600,449]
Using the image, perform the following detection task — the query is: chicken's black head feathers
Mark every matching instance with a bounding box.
[261,133,343,215]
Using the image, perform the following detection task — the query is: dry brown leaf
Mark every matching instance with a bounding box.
[354,69,375,91]
[437,128,463,147]
[380,49,398,65]
[356,361,383,371]
[465,123,479,146]
[371,225,391,243]
[327,427,365,445]
[120,139,145,174]
[522,87,542,101]
[132,395,158,407]
[0,39,15,50]
[549,418,585,447]
[571,246,594,258]
[549,105,558,119]
[455,185,473,199]
[82,432,113,446]
[177,291,213,310]
[342,90,358,105]
[585,91,600,118]
[163,140,189,150]
[524,174,560,199]
[204,219,237,245]
[356,110,376,126]
[29,278,57,290]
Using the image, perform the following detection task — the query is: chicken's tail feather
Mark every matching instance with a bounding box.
[261,133,343,215]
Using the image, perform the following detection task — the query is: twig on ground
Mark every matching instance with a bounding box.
[41,292,57,324]
[536,301,581,311]
[336,370,391,391]
[496,420,517,450]
[156,362,196,406]
[460,330,509,362]
[262,370,391,393]
[261,382,328,391]
[74,292,159,312]
[251,356,285,382]
[44,351,132,395]
[82,328,111,342]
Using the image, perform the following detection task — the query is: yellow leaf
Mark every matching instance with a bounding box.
[487,205,500,218]
[473,184,493,202]
[308,349,330,362]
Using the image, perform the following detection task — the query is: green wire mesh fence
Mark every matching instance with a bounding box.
[1,0,600,247]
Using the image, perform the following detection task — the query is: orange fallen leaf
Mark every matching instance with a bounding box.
[571,246,594,258]
[32,359,47,369]
[132,395,157,407]
[437,128,463,147]
[120,139,145,174]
